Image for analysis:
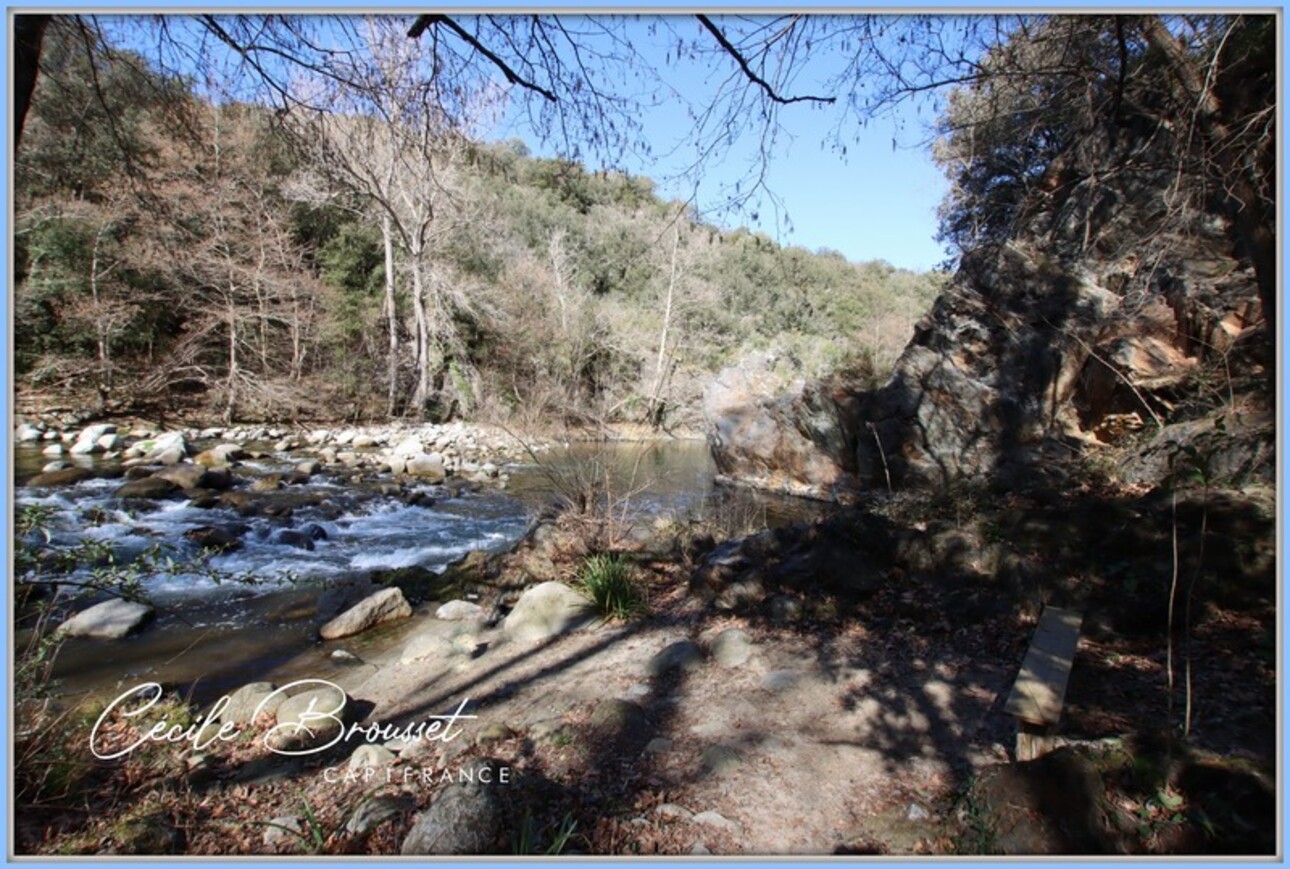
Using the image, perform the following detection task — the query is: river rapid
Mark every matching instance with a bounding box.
[14,436,822,705]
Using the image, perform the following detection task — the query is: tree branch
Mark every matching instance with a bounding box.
[408,14,557,102]
[696,15,835,106]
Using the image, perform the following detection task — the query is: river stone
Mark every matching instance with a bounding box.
[345,793,415,838]
[274,529,315,551]
[502,582,596,643]
[97,433,123,451]
[267,684,355,752]
[295,459,321,476]
[194,443,244,467]
[474,722,515,746]
[57,598,154,640]
[198,467,234,490]
[400,759,508,855]
[767,594,806,624]
[392,435,424,457]
[588,699,653,755]
[152,463,208,490]
[185,525,244,553]
[320,587,412,640]
[249,475,282,493]
[700,744,744,777]
[709,628,754,668]
[154,447,185,465]
[693,810,742,831]
[17,423,43,442]
[70,423,116,455]
[26,467,93,487]
[219,682,285,725]
[405,453,446,479]
[348,743,397,769]
[42,443,65,457]
[262,816,303,849]
[647,640,704,677]
[115,476,180,500]
[352,434,378,448]
[435,600,484,621]
[143,432,188,462]
[41,460,71,473]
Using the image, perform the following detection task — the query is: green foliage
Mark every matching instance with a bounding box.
[14,19,945,425]
[577,553,644,620]
[511,810,579,855]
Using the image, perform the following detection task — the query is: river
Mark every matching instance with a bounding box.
[14,438,824,705]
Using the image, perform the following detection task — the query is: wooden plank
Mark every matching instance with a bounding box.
[1004,607,1083,726]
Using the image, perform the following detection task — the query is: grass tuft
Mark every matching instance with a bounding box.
[577,553,644,620]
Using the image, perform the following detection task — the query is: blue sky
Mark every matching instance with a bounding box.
[487,14,953,271]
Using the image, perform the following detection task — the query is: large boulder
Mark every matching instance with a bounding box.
[214,681,285,726]
[57,598,154,640]
[704,353,864,501]
[319,587,412,640]
[502,581,596,643]
[266,684,355,752]
[400,759,509,854]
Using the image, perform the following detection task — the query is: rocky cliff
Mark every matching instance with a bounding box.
[706,143,1272,500]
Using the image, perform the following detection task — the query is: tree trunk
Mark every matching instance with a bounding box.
[409,256,431,413]
[14,15,49,149]
[89,224,111,398]
[225,294,238,425]
[649,224,681,428]
[381,215,398,416]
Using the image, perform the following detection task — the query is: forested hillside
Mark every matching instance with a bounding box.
[14,22,944,430]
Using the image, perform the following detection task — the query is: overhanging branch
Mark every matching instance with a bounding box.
[696,15,835,106]
[408,14,557,102]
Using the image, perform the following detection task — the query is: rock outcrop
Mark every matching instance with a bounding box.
[706,142,1270,499]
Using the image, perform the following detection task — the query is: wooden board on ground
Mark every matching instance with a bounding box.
[1004,606,1083,726]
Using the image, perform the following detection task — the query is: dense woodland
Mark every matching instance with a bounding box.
[14,21,943,430]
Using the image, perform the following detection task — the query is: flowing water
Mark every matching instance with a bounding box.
[14,438,825,705]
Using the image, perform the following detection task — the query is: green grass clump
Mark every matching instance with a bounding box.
[577,553,644,620]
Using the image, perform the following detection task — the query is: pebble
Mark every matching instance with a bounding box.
[760,669,800,692]
[692,810,741,832]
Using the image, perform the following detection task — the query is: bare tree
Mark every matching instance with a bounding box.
[287,17,488,417]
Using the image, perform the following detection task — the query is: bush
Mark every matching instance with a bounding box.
[576,553,643,620]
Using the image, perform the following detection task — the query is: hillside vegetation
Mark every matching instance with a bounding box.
[14,24,944,430]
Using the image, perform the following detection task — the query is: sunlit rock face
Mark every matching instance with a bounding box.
[703,352,866,502]
[706,173,1268,498]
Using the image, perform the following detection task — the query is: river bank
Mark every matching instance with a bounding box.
[12,431,1276,854]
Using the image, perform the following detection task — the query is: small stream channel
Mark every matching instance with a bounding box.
[15,438,825,706]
